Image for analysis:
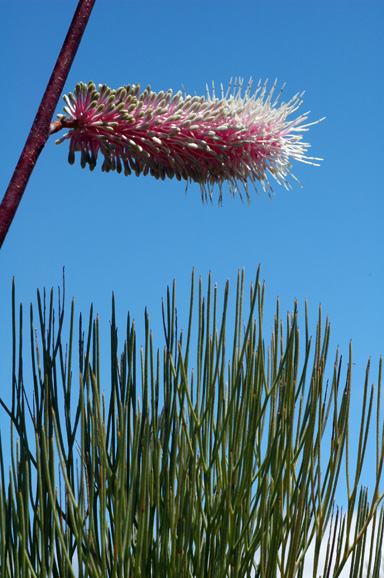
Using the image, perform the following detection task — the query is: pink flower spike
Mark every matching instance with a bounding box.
[55,79,324,202]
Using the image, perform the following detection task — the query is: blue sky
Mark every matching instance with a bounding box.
[1,0,384,524]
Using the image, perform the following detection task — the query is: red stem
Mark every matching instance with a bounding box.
[0,0,96,249]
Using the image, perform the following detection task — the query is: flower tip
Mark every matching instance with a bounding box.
[68,150,75,165]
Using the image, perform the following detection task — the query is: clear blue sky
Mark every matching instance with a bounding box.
[1,0,384,513]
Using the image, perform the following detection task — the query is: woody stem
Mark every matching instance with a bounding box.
[0,0,96,249]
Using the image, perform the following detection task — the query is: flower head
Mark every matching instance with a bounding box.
[55,79,323,202]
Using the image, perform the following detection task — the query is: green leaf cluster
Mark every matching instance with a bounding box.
[0,269,383,577]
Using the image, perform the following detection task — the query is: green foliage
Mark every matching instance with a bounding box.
[0,269,384,577]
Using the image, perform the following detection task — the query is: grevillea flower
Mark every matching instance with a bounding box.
[54,79,323,202]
